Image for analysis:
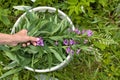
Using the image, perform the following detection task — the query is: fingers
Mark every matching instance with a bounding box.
[22,42,37,47]
[31,42,37,46]
[27,42,30,46]
[22,43,26,47]
[16,29,38,46]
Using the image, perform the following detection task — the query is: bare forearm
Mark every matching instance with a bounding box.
[0,33,14,45]
[0,30,37,46]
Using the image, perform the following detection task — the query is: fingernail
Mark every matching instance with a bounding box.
[37,38,40,41]
[22,44,26,47]
[27,42,30,45]
[34,43,37,46]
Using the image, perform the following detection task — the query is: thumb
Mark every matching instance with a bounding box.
[28,36,38,42]
[16,29,28,36]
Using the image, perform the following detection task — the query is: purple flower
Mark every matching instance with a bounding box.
[36,37,44,46]
[84,39,88,44]
[70,49,74,54]
[76,49,81,54]
[66,46,71,54]
[82,30,86,34]
[86,30,93,37]
[74,28,81,34]
[70,39,75,45]
[63,39,69,46]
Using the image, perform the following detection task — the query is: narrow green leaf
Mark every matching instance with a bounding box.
[47,50,53,68]
[51,24,61,35]
[29,20,49,36]
[52,18,69,35]
[36,31,51,36]
[0,15,10,26]
[24,17,30,29]
[3,61,18,70]
[11,45,21,51]
[0,67,22,79]
[12,73,19,80]
[94,42,107,51]
[27,19,40,34]
[49,36,63,41]
[32,20,50,36]
[54,15,58,24]
[50,48,63,62]
[0,45,9,51]
[58,43,66,59]
[16,54,31,66]
[4,51,19,63]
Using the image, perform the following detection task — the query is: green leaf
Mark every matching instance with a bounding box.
[0,67,22,79]
[49,36,63,41]
[24,46,39,54]
[33,20,49,36]
[54,15,58,24]
[58,42,66,59]
[99,0,108,7]
[50,48,63,62]
[29,19,49,36]
[36,31,52,36]
[68,6,75,15]
[25,11,38,22]
[3,61,18,70]
[4,51,19,63]
[51,24,61,35]
[0,15,10,26]
[47,50,53,68]
[11,45,21,51]
[25,17,30,29]
[67,0,78,5]
[16,54,31,66]
[94,42,107,51]
[59,19,69,33]
[0,45,9,51]
[27,19,40,35]
[12,73,19,80]
[75,6,79,15]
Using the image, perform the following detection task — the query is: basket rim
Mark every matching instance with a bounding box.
[11,6,75,73]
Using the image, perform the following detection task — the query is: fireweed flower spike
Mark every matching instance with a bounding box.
[70,49,74,54]
[82,29,86,34]
[63,39,69,46]
[74,28,81,34]
[66,46,71,54]
[70,39,75,45]
[36,37,44,46]
[86,30,93,37]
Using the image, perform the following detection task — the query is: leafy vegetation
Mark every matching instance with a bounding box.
[0,0,120,80]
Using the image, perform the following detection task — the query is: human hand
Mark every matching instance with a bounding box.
[11,29,38,46]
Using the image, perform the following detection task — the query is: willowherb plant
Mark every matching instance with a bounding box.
[0,10,94,79]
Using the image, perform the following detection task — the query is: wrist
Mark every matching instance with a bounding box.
[0,33,14,45]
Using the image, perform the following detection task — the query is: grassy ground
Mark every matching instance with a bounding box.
[0,0,120,80]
